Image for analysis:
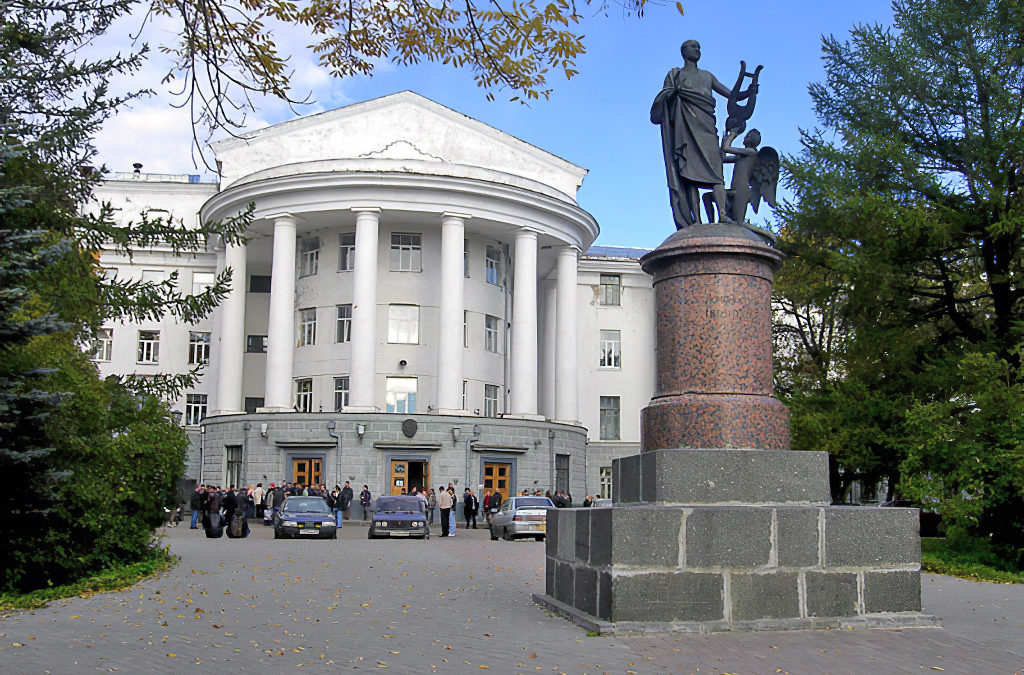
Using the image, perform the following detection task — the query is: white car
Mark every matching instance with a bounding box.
[489,496,554,541]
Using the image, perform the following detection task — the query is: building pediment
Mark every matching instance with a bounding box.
[211,91,588,201]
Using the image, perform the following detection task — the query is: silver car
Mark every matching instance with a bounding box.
[489,496,554,541]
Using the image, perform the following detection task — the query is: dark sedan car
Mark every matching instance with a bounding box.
[273,496,337,539]
[368,495,429,539]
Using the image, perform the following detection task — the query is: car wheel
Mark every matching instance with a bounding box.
[489,525,498,541]
[503,527,512,541]
[332,531,338,540]
[273,529,281,539]
[367,529,375,539]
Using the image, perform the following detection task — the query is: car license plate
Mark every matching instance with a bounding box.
[390,531,410,537]
[299,528,319,535]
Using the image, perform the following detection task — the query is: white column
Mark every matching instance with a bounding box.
[262,214,297,411]
[436,212,469,413]
[539,279,557,418]
[554,245,579,423]
[510,228,539,417]
[348,207,380,411]
[214,242,247,413]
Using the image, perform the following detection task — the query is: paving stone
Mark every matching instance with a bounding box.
[805,571,858,617]
[731,571,800,621]
[864,570,922,613]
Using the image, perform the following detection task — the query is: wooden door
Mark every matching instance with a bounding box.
[483,462,511,502]
[293,458,322,487]
[390,460,407,495]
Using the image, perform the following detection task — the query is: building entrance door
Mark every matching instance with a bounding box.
[390,460,429,495]
[292,458,322,487]
[483,462,511,502]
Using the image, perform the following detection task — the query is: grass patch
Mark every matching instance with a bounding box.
[921,538,1024,584]
[0,547,176,611]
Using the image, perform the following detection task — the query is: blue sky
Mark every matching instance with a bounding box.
[96,0,897,250]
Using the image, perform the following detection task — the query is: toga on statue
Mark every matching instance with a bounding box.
[652,40,751,229]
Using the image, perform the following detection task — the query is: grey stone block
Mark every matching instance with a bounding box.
[554,561,575,606]
[611,507,684,568]
[573,566,599,616]
[611,572,723,622]
[685,507,772,568]
[556,509,576,562]
[805,572,858,617]
[640,448,831,505]
[545,558,555,597]
[588,508,612,566]
[864,571,922,613]
[575,509,591,562]
[731,572,800,621]
[545,511,559,558]
[776,506,821,567]
[598,572,612,620]
[823,507,921,567]
[617,454,641,503]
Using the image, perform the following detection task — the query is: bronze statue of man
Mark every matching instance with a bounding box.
[651,40,756,229]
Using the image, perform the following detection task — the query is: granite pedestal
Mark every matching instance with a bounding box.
[534,224,937,633]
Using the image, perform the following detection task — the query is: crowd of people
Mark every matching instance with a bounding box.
[183,481,602,539]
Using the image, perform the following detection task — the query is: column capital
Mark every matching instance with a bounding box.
[266,212,300,225]
[558,244,582,256]
[515,227,541,240]
[351,206,382,214]
[441,211,472,222]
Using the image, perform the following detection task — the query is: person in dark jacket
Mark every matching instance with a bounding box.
[340,481,354,520]
[189,486,203,529]
[463,488,479,529]
[359,485,372,519]
[489,490,502,518]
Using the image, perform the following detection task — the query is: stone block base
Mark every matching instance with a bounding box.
[642,393,791,451]
[537,504,938,633]
[613,447,832,505]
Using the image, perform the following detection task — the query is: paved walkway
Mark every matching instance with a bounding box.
[1,521,1021,674]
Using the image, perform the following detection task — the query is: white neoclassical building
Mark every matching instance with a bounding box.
[92,92,656,505]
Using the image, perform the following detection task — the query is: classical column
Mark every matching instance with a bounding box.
[554,245,579,423]
[510,228,539,417]
[436,212,469,413]
[262,214,297,411]
[539,279,557,418]
[214,241,247,413]
[348,207,380,411]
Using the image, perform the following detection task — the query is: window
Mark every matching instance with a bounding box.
[462,380,468,410]
[385,377,417,413]
[338,232,355,271]
[599,467,613,499]
[390,233,422,271]
[244,397,264,414]
[300,238,320,276]
[192,271,215,296]
[599,330,621,368]
[388,304,419,344]
[485,247,501,285]
[298,308,317,346]
[249,275,272,293]
[555,454,570,493]
[336,304,352,343]
[225,446,242,490]
[188,331,211,364]
[141,269,162,283]
[484,384,500,417]
[246,335,267,353]
[185,393,208,425]
[295,378,313,412]
[484,315,499,353]
[92,328,113,362]
[334,376,350,411]
[137,330,159,364]
[599,396,621,440]
[463,310,469,348]
[600,274,621,306]
[464,239,470,277]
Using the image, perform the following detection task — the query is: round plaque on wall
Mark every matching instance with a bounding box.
[402,419,417,438]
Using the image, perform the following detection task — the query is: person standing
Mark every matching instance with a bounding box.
[437,485,454,537]
[340,481,354,520]
[330,486,342,527]
[463,488,479,529]
[489,490,502,520]
[252,483,265,518]
[426,488,437,524]
[446,487,457,535]
[189,485,203,529]
[359,485,372,519]
[482,491,491,524]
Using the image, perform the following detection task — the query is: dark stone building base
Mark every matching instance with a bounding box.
[536,502,938,633]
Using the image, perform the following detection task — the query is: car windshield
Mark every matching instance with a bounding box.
[374,497,425,514]
[283,498,330,514]
[514,497,554,508]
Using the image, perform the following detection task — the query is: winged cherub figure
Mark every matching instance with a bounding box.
[702,128,779,224]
